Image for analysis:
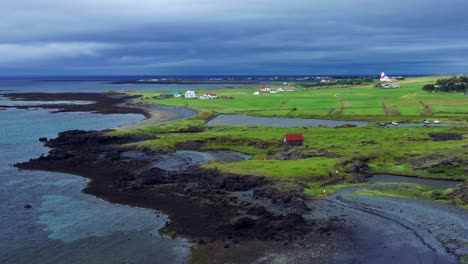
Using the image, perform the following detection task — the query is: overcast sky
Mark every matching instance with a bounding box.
[1,0,467,75]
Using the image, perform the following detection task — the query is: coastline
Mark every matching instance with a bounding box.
[0,92,150,117]
[8,92,466,263]
[10,92,343,263]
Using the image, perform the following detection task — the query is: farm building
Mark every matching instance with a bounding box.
[170,92,182,97]
[199,93,218,99]
[260,86,271,92]
[184,91,198,98]
[253,91,260,95]
[283,134,304,146]
[375,83,400,89]
[269,90,278,94]
[284,87,295,92]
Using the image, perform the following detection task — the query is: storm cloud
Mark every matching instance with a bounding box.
[1,0,467,75]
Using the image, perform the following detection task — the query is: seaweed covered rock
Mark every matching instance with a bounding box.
[448,181,468,205]
[410,154,466,170]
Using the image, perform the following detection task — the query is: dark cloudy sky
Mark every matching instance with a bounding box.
[1,0,467,75]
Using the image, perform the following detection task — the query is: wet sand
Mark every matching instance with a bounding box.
[311,182,468,263]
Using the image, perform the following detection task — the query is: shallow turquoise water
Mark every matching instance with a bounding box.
[0,107,190,263]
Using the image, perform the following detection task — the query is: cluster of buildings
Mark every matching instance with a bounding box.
[375,83,401,89]
[154,91,220,100]
[376,72,401,88]
[255,86,295,95]
[153,85,295,100]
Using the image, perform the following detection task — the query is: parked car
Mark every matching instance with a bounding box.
[378,122,386,127]
[423,120,430,124]
[433,120,440,124]
[391,121,399,126]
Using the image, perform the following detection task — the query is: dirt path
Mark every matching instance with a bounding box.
[381,100,401,116]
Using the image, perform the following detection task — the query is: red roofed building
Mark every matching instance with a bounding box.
[283,134,304,146]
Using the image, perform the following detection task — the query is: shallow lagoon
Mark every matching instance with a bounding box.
[0,107,190,264]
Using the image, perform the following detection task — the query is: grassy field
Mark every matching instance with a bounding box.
[122,124,467,180]
[126,76,468,123]
[112,76,467,205]
[350,183,468,209]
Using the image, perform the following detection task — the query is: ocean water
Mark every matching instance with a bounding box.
[0,81,192,264]
[0,78,253,93]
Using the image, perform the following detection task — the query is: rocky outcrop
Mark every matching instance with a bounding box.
[410,154,467,170]
[17,129,317,243]
[342,157,371,183]
[448,181,468,205]
[429,133,463,141]
[275,147,340,160]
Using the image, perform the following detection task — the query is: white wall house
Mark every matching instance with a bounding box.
[184,91,198,98]
[199,93,218,99]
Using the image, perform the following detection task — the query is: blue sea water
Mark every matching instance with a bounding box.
[0,80,193,263]
[0,78,252,93]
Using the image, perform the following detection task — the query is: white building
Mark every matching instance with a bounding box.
[184,91,198,98]
[199,93,218,99]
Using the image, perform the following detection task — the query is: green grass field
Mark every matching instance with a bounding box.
[111,76,467,205]
[127,76,468,123]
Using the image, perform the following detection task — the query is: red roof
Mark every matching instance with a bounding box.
[284,134,304,141]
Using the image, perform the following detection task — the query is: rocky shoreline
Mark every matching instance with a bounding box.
[9,92,346,262]
[0,92,149,117]
[10,92,466,263]
[16,129,336,244]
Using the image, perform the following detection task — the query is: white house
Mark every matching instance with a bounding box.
[184,91,198,98]
[199,93,218,99]
[269,90,278,94]
[382,83,400,89]
[277,87,285,92]
[260,86,271,92]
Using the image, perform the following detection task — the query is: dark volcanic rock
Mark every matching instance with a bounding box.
[410,154,466,170]
[135,167,175,185]
[17,127,317,244]
[448,182,468,205]
[275,147,340,160]
[24,204,32,209]
[175,140,203,150]
[233,217,257,230]
[346,161,370,175]
[429,133,463,141]
[253,184,310,213]
[39,137,48,142]
[335,124,357,128]
[1,92,150,118]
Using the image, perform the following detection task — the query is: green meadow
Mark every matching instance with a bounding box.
[112,76,467,204]
[127,76,468,123]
